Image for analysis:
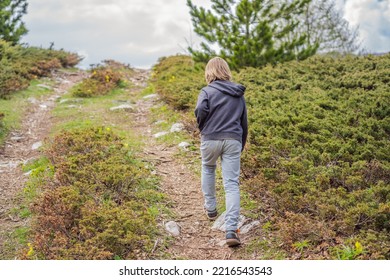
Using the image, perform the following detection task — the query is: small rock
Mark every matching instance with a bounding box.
[37,84,52,90]
[59,99,84,104]
[240,220,261,234]
[31,141,43,150]
[143,93,159,99]
[153,131,169,138]
[0,161,20,169]
[28,97,38,104]
[212,211,247,232]
[48,95,61,101]
[178,142,190,149]
[67,105,79,108]
[112,100,130,104]
[165,221,180,237]
[109,104,134,112]
[39,104,48,109]
[154,120,166,125]
[10,136,24,142]
[170,123,185,133]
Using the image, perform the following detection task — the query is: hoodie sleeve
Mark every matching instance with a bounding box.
[194,89,209,131]
[241,97,248,152]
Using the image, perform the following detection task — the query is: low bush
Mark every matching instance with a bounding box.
[72,61,128,97]
[0,40,82,98]
[26,127,162,260]
[151,55,205,110]
[0,112,4,135]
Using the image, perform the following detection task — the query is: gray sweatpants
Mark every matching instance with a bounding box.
[200,139,241,231]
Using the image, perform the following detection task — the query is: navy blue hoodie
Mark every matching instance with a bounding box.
[194,80,248,151]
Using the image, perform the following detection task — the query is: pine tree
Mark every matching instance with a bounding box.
[187,0,319,70]
[0,0,28,44]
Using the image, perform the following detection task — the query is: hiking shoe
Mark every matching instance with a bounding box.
[226,230,241,247]
[205,208,218,220]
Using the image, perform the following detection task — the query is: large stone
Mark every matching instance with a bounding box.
[165,221,180,237]
[212,211,247,232]
[240,220,261,234]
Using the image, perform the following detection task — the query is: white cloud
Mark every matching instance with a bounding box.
[344,0,390,53]
[21,0,390,69]
[23,0,198,68]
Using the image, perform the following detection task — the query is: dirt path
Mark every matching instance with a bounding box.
[0,70,86,257]
[131,70,242,260]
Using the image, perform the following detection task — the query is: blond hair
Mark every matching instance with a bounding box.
[205,57,232,84]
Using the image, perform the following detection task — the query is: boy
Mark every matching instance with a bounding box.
[195,57,248,247]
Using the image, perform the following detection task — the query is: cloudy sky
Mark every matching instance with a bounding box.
[21,0,390,69]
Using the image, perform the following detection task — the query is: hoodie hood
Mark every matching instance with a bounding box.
[208,80,246,97]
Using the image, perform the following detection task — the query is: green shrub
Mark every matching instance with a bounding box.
[151,55,205,110]
[0,40,82,98]
[0,112,4,135]
[152,54,390,259]
[72,62,128,97]
[27,127,162,260]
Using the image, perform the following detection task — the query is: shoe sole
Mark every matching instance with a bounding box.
[207,215,218,221]
[204,209,218,220]
[226,238,241,247]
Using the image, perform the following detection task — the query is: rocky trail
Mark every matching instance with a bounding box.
[131,70,259,260]
[0,69,259,259]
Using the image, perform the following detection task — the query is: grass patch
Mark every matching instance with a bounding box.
[0,79,55,144]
